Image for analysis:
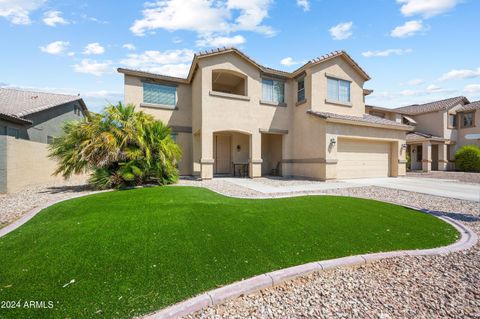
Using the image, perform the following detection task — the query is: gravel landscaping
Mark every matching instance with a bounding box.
[185,185,480,319]
[0,179,91,229]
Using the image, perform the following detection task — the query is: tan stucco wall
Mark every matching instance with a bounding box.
[309,57,366,116]
[0,136,86,193]
[458,110,480,149]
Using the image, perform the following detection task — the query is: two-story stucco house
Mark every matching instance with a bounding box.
[118,48,411,180]
[366,96,480,171]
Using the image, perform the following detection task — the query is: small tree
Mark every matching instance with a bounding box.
[454,145,480,172]
[49,103,181,189]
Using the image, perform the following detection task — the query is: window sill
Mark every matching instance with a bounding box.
[325,99,352,107]
[140,102,178,110]
[260,100,287,107]
[296,99,307,106]
[209,90,250,101]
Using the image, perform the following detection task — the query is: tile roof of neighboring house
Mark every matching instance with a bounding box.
[393,96,469,115]
[365,104,398,113]
[0,88,87,123]
[456,100,480,112]
[406,131,448,142]
[118,47,371,84]
[307,110,412,130]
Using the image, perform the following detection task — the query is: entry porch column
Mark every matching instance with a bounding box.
[200,130,214,179]
[438,143,448,171]
[249,132,262,178]
[422,141,432,172]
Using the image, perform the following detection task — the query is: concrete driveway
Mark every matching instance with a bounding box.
[224,177,479,202]
[343,177,479,202]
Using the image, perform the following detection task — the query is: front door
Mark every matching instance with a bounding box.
[214,134,231,174]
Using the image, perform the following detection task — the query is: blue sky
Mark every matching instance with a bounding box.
[1,0,479,112]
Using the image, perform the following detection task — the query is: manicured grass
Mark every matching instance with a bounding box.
[0,187,458,318]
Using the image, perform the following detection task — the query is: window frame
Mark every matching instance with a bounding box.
[297,77,305,103]
[461,111,475,128]
[142,81,177,109]
[261,77,285,106]
[326,76,351,104]
[447,114,457,129]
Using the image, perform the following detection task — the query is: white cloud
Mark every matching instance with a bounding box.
[439,68,480,81]
[329,22,353,40]
[130,0,275,37]
[362,48,413,57]
[297,0,310,11]
[280,57,299,66]
[42,10,68,26]
[120,49,195,77]
[39,41,70,55]
[397,0,461,18]
[73,59,112,76]
[196,34,246,47]
[83,42,105,55]
[0,0,45,24]
[464,84,480,94]
[390,20,425,38]
[405,78,425,86]
[122,43,136,51]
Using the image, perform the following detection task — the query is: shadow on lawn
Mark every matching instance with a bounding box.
[421,209,480,223]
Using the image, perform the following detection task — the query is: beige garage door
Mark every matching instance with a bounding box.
[337,139,391,179]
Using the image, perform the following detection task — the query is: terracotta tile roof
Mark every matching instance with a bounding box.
[393,96,469,115]
[307,110,412,129]
[118,47,370,83]
[406,131,447,142]
[456,100,480,112]
[0,88,84,118]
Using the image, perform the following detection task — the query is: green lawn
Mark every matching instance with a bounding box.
[0,186,458,318]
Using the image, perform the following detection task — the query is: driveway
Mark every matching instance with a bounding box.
[223,177,480,202]
[343,177,479,202]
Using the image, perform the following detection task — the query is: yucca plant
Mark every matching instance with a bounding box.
[49,102,181,189]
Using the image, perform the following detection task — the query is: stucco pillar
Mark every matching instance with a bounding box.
[323,133,337,180]
[249,132,262,178]
[438,143,448,171]
[391,141,406,177]
[200,130,214,179]
[422,141,431,172]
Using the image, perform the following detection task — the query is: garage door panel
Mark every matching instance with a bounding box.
[337,139,391,179]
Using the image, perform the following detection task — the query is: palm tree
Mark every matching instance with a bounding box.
[49,103,181,189]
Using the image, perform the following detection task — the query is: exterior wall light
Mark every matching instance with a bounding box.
[402,143,407,149]
[330,138,337,146]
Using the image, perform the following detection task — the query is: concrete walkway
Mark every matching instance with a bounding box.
[223,177,480,202]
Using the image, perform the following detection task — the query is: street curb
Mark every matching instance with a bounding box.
[141,212,477,319]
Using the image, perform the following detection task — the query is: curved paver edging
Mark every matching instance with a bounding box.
[140,210,477,319]
[0,187,477,319]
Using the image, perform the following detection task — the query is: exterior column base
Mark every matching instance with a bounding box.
[422,160,431,172]
[438,160,447,171]
[249,159,262,178]
[200,159,214,179]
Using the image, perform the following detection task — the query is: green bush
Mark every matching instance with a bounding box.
[454,145,480,172]
[49,103,181,189]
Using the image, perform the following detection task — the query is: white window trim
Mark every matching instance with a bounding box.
[326,76,351,105]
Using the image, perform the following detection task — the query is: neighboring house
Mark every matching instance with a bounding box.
[118,47,411,180]
[366,96,480,171]
[0,88,88,193]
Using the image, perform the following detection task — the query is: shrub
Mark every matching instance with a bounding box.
[49,103,181,189]
[454,145,480,172]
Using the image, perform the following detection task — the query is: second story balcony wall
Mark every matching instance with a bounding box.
[211,69,247,97]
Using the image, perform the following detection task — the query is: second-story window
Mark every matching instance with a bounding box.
[462,112,474,128]
[143,82,176,107]
[327,77,350,103]
[297,77,305,102]
[448,114,457,128]
[262,79,284,104]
